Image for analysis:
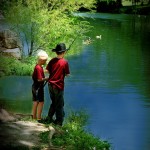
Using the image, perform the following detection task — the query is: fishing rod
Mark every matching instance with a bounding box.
[67,35,78,51]
[36,78,49,91]
[43,77,49,87]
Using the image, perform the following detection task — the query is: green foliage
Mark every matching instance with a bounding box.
[0,54,35,77]
[39,110,111,150]
[0,43,83,77]
[65,109,89,128]
[4,0,96,56]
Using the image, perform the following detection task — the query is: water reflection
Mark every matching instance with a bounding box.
[0,13,150,150]
[0,76,32,113]
[66,13,150,150]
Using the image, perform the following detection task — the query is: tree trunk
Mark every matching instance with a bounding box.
[29,39,34,56]
[29,23,34,56]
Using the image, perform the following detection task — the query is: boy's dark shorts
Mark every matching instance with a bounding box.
[32,85,44,102]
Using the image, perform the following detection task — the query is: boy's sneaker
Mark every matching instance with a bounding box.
[43,117,54,124]
[37,119,44,123]
[53,120,62,126]
[37,117,54,124]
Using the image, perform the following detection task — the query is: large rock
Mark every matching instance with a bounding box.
[0,108,15,122]
[0,108,56,149]
[0,29,21,49]
[0,29,22,59]
[0,14,23,59]
[1,47,22,59]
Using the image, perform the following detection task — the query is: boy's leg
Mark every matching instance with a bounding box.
[32,101,38,119]
[37,102,44,120]
[55,90,64,126]
[47,84,55,120]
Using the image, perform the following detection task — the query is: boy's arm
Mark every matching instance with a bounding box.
[65,73,70,77]
[44,69,49,73]
[37,69,49,82]
[37,77,49,82]
[38,68,49,82]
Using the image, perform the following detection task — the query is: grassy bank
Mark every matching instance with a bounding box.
[0,109,111,150]
[36,110,111,150]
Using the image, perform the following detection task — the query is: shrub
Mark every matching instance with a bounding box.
[0,54,35,77]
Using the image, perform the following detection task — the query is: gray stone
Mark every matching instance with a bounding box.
[0,29,22,49]
[1,48,22,59]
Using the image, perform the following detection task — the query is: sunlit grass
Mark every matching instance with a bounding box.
[39,110,111,150]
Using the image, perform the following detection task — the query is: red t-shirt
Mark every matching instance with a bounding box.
[32,64,45,86]
[46,57,70,90]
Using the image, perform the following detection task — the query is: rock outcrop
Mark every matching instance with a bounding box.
[0,47,22,59]
[0,108,56,149]
[0,29,21,49]
[0,14,22,59]
[0,29,22,59]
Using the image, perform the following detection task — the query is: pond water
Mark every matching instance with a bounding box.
[0,13,150,150]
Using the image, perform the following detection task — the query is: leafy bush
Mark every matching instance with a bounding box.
[0,54,35,77]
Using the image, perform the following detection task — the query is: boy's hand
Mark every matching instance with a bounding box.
[45,77,49,81]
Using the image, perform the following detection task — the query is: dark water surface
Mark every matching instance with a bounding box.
[0,13,150,150]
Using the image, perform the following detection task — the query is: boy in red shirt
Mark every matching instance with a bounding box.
[46,43,70,126]
[32,50,49,122]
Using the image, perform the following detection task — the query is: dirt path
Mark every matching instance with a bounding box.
[0,108,50,149]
